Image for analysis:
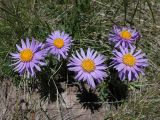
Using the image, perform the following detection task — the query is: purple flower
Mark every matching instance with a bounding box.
[112,46,148,81]
[46,30,72,60]
[10,38,47,78]
[68,48,107,88]
[109,26,140,47]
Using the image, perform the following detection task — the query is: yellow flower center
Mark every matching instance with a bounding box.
[53,38,64,49]
[20,49,34,62]
[122,54,136,66]
[81,59,95,72]
[120,30,132,40]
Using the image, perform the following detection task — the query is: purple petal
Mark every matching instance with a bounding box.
[21,39,27,49]
[26,38,30,48]
[16,44,23,51]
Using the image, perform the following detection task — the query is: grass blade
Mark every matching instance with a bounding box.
[146,0,156,24]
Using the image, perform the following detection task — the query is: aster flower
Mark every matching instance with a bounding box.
[46,30,72,60]
[68,48,107,88]
[109,26,140,47]
[10,38,47,78]
[112,46,148,81]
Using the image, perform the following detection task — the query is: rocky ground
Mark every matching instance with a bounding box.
[0,79,109,120]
